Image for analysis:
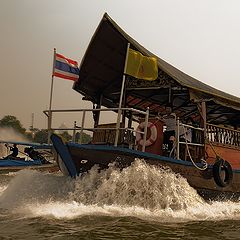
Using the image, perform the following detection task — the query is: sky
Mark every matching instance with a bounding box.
[1,0,240,131]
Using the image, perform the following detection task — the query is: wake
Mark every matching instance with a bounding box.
[0,159,240,222]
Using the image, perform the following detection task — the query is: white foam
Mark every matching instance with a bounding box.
[20,200,240,222]
[0,185,7,196]
[1,160,240,222]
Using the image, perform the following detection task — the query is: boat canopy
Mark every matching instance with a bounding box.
[73,13,240,127]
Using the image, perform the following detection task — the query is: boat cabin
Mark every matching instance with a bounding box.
[46,13,240,170]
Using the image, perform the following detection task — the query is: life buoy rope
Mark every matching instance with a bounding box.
[136,122,157,147]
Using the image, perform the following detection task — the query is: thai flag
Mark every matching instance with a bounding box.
[53,53,79,81]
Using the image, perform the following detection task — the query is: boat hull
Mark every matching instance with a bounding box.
[64,143,240,201]
[0,159,59,174]
[50,134,240,201]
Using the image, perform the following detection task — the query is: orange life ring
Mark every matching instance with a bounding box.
[136,122,157,147]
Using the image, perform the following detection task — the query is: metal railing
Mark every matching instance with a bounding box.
[175,122,240,160]
[43,107,149,151]
[176,119,204,160]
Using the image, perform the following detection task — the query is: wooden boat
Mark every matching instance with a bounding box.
[50,13,240,200]
[0,141,59,174]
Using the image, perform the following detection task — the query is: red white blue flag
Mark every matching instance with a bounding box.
[53,53,79,81]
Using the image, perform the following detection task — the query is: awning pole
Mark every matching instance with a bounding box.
[142,108,149,152]
[176,117,180,159]
[72,121,76,142]
[114,43,130,146]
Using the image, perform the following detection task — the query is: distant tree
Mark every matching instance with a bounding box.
[0,115,26,134]
[59,131,72,142]
[25,132,34,141]
[29,127,39,133]
[75,132,91,144]
[27,128,39,141]
[33,129,48,144]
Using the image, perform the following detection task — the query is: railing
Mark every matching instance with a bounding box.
[206,123,240,147]
[176,119,204,160]
[174,122,240,160]
[43,107,149,151]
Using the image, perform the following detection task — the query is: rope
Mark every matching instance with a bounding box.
[183,127,208,171]
[169,142,176,158]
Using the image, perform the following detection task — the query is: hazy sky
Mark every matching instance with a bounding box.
[1,0,240,130]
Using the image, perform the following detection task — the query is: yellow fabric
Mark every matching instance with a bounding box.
[125,49,158,80]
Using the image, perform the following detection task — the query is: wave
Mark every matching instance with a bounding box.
[0,159,240,222]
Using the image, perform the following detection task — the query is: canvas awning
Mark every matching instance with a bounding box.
[73,13,240,127]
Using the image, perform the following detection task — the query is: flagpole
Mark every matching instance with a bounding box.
[114,43,130,146]
[49,48,56,110]
[47,48,56,144]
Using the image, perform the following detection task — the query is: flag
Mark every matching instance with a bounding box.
[53,53,79,81]
[125,49,158,81]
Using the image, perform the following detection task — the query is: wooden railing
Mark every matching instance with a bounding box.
[206,123,240,147]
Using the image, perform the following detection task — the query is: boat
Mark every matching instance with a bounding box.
[49,13,240,201]
[0,140,59,174]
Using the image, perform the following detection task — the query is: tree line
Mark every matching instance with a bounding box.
[0,115,91,144]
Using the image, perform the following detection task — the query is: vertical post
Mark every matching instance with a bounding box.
[30,113,34,130]
[47,111,53,144]
[142,108,149,152]
[30,113,34,138]
[197,101,207,160]
[72,121,76,142]
[93,94,102,128]
[176,117,180,159]
[201,101,207,138]
[127,110,133,149]
[47,48,56,144]
[80,110,86,144]
[114,43,130,147]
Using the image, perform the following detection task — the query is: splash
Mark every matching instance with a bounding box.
[70,159,203,210]
[0,170,73,209]
[0,127,30,157]
[0,127,29,142]
[0,186,7,196]
[1,159,240,222]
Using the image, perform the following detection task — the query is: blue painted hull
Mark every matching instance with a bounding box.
[0,159,42,167]
[50,134,240,200]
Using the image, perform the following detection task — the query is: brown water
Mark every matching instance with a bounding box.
[1,160,240,239]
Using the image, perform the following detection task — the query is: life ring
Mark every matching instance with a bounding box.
[212,159,233,187]
[136,122,157,147]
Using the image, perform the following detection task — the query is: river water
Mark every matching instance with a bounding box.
[1,159,240,239]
